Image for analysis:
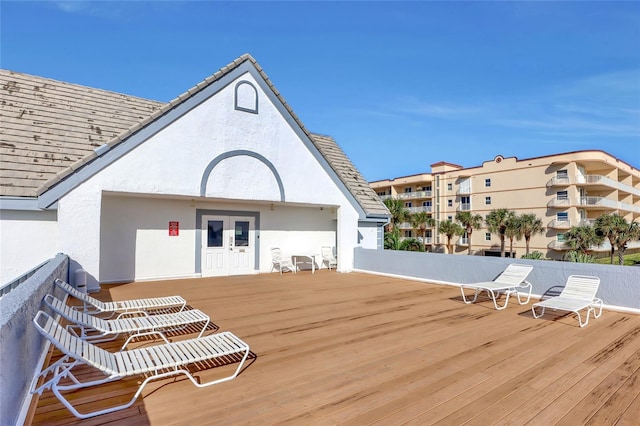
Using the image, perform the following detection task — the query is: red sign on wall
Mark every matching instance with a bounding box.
[169,221,179,236]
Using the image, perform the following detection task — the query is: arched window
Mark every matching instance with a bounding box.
[234,81,258,114]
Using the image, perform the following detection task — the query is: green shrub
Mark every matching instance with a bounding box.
[521,251,543,260]
[564,250,595,263]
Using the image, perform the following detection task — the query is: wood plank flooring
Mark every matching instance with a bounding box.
[29,271,640,425]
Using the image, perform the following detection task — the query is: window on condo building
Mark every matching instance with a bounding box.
[485,232,491,241]
[447,183,453,191]
[447,199,453,207]
[557,191,568,200]
[485,196,492,205]
[405,202,412,208]
[485,178,491,187]
[405,187,412,193]
[448,215,453,221]
[404,230,412,237]
[557,212,568,222]
[377,191,386,196]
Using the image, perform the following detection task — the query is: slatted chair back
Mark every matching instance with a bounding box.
[43,294,105,331]
[33,311,117,374]
[560,275,600,301]
[493,264,533,286]
[55,279,106,310]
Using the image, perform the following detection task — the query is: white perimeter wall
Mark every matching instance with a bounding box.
[0,209,58,284]
[100,196,340,282]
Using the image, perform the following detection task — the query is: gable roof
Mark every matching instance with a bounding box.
[0,69,163,198]
[0,54,389,219]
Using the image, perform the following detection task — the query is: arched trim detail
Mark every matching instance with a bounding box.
[234,80,258,114]
[200,150,285,201]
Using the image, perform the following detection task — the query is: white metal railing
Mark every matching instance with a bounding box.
[397,190,432,200]
[456,187,472,195]
[546,174,640,197]
[546,176,571,187]
[457,203,471,211]
[548,240,568,250]
[379,194,392,200]
[579,175,640,197]
[579,219,596,226]
[456,237,469,246]
[408,206,433,213]
[398,222,412,229]
[0,260,49,300]
[547,198,570,207]
[548,219,571,229]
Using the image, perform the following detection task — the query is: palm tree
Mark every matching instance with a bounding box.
[485,209,515,257]
[564,225,604,254]
[411,211,435,250]
[438,220,463,255]
[504,215,522,259]
[383,198,409,232]
[518,213,544,256]
[594,213,625,264]
[455,211,483,255]
[612,219,640,265]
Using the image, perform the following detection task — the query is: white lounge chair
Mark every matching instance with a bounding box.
[43,294,211,350]
[55,278,186,317]
[31,311,250,419]
[270,247,296,274]
[460,264,533,310]
[321,246,338,270]
[531,275,602,327]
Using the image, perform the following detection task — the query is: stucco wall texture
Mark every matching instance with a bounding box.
[0,254,69,426]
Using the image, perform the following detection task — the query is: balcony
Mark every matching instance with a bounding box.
[547,198,570,208]
[379,194,392,200]
[548,219,572,229]
[456,203,471,212]
[546,174,640,197]
[456,237,469,246]
[407,206,433,213]
[578,219,596,227]
[579,175,640,197]
[456,187,472,195]
[547,196,640,214]
[548,240,569,250]
[546,177,571,187]
[397,190,433,200]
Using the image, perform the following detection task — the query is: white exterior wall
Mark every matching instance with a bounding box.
[56,71,363,285]
[0,210,58,284]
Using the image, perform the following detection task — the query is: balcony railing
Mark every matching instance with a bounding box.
[456,237,469,246]
[547,174,640,197]
[578,219,596,227]
[457,203,471,212]
[548,219,572,229]
[546,177,571,187]
[548,240,568,250]
[408,206,433,213]
[397,190,433,200]
[456,187,472,195]
[379,194,392,200]
[547,198,570,207]
[579,175,640,197]
[547,196,640,213]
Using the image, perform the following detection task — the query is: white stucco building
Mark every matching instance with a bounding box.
[0,54,389,289]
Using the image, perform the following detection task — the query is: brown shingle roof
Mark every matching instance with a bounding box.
[1,54,388,218]
[0,69,163,197]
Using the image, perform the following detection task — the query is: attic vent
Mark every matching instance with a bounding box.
[234,80,258,114]
[94,144,110,156]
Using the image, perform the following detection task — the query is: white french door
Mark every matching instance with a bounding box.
[201,215,255,277]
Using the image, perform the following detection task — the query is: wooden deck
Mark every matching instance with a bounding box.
[30,271,640,425]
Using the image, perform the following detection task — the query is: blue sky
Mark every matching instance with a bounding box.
[2,1,639,181]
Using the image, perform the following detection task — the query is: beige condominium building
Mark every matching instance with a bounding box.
[370,150,640,260]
